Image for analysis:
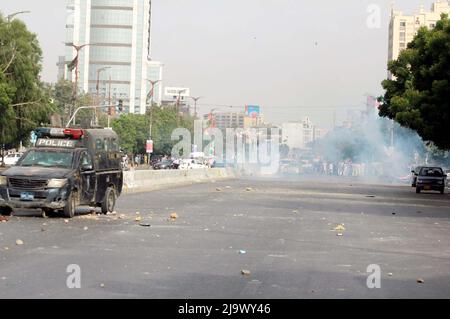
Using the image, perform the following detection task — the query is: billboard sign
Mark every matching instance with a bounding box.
[164,87,191,98]
[146,140,154,154]
[245,105,261,118]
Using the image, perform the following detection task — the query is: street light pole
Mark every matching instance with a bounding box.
[145,80,161,166]
[6,11,31,22]
[146,80,161,141]
[175,89,187,113]
[95,67,110,126]
[147,80,161,108]
[190,96,203,118]
[68,43,90,119]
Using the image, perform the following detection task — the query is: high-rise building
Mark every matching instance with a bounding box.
[65,0,163,114]
[281,117,316,150]
[388,1,449,72]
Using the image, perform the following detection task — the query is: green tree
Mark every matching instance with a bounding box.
[379,14,450,150]
[0,13,54,151]
[150,106,195,155]
[52,80,73,115]
[111,114,149,154]
[111,107,195,156]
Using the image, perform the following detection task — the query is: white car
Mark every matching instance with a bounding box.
[3,153,22,166]
[179,159,207,170]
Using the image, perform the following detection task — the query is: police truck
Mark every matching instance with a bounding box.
[0,128,123,218]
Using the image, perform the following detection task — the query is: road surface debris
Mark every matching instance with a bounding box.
[333,224,346,232]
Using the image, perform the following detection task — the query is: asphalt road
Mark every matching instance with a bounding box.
[1,176,450,299]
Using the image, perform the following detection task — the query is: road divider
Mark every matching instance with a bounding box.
[123,168,236,193]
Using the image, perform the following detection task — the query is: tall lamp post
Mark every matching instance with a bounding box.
[94,67,110,125]
[146,80,161,165]
[6,11,31,22]
[67,43,90,118]
[190,96,203,118]
[147,79,161,107]
[146,79,161,137]
[175,89,187,112]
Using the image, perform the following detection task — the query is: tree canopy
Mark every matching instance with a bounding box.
[111,107,195,155]
[379,14,450,150]
[0,13,54,149]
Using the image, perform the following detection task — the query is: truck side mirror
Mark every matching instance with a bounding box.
[81,164,93,171]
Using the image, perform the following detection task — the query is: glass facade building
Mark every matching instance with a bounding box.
[65,0,163,114]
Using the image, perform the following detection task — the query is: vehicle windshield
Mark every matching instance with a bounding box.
[419,167,443,177]
[19,150,74,169]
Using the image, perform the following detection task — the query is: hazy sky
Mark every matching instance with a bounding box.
[0,0,439,127]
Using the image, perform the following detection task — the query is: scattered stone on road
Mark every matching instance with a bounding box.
[333,224,346,232]
[15,239,24,245]
[417,278,425,284]
[241,270,251,276]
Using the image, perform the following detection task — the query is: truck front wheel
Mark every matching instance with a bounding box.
[63,193,76,218]
[0,207,12,216]
[101,187,116,215]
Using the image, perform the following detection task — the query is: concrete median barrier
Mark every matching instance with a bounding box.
[122,168,236,193]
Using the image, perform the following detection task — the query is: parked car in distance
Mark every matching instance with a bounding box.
[2,153,23,166]
[153,159,174,170]
[415,167,447,194]
[172,159,180,169]
[179,159,207,170]
[211,161,227,168]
